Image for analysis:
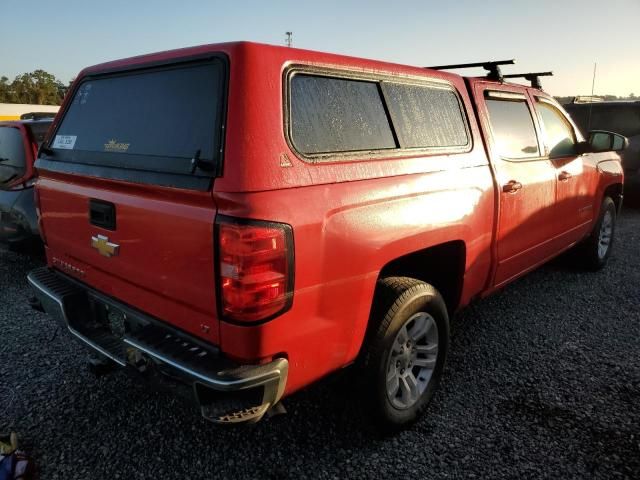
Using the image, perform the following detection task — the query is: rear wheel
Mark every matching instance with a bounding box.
[574,196,617,270]
[359,277,449,433]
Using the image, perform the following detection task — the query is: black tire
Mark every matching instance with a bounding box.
[359,276,449,433]
[574,196,617,271]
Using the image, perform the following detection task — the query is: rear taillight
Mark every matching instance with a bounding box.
[216,216,294,323]
[33,185,47,245]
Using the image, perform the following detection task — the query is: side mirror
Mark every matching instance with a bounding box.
[588,130,629,153]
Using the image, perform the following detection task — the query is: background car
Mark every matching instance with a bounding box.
[564,100,640,191]
[0,117,53,248]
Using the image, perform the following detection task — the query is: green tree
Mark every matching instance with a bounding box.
[10,70,64,104]
[0,70,67,105]
[0,76,10,102]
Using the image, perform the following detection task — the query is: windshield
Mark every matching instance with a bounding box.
[45,59,226,186]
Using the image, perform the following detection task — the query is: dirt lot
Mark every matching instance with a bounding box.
[1,208,639,479]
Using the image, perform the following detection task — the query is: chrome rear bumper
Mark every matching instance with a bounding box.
[27,267,288,424]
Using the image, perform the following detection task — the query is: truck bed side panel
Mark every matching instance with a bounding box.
[216,162,495,394]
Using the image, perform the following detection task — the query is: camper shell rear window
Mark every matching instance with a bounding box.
[39,57,227,191]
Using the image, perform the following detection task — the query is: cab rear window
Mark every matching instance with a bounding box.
[44,59,226,189]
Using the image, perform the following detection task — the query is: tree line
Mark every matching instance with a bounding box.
[0,70,71,105]
[1,69,637,107]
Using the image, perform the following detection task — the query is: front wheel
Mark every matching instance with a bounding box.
[574,196,617,271]
[359,277,449,433]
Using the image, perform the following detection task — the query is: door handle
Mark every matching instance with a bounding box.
[558,171,572,181]
[502,180,523,193]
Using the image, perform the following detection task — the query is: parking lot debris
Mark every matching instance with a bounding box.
[0,433,17,455]
[0,432,32,479]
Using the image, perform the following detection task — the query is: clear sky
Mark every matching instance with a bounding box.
[2,0,639,97]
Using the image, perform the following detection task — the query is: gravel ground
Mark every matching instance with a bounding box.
[1,208,639,479]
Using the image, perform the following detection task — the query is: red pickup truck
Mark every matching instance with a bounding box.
[28,42,625,431]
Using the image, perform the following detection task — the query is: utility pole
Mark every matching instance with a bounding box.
[587,62,597,131]
[285,31,293,48]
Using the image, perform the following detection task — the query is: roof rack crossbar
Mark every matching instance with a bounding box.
[502,71,553,89]
[426,59,515,81]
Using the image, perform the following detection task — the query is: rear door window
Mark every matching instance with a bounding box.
[485,97,540,159]
[45,59,226,187]
[381,82,469,149]
[289,74,396,154]
[0,127,26,185]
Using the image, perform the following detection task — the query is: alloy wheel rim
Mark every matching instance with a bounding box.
[386,312,439,410]
[598,210,613,259]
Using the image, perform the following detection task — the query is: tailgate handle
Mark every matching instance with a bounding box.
[89,199,116,230]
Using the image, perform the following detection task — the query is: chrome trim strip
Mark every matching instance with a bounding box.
[123,337,283,390]
[27,269,287,401]
[485,90,527,100]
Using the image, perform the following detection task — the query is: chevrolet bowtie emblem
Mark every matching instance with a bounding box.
[91,234,120,258]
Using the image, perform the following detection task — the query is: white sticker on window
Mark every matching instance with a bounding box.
[52,135,77,150]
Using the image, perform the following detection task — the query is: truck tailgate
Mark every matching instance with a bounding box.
[38,175,219,344]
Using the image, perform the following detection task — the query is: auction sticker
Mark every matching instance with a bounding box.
[52,135,77,150]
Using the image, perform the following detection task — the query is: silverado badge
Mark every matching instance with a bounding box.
[91,234,120,258]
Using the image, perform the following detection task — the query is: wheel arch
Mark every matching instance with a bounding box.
[352,240,466,362]
[603,182,624,215]
[376,240,467,317]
